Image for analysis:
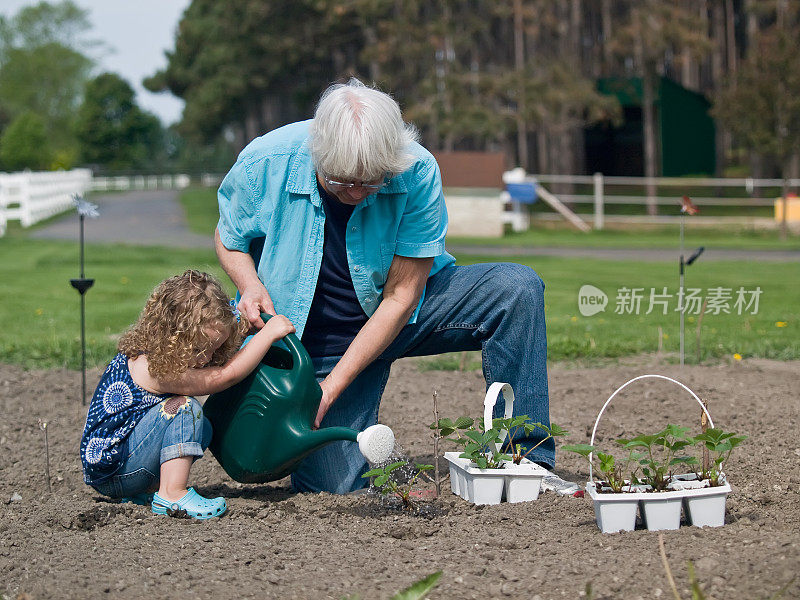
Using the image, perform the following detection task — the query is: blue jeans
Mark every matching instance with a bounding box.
[291,262,551,494]
[91,396,212,498]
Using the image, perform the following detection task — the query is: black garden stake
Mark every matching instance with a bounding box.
[678,196,704,366]
[70,194,98,404]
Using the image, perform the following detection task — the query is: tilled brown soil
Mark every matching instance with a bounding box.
[1,356,798,600]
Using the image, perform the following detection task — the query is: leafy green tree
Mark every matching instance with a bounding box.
[0,111,52,170]
[714,26,800,239]
[609,1,712,214]
[76,73,164,171]
[145,0,337,146]
[0,1,98,167]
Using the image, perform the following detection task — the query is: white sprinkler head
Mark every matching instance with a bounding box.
[356,424,395,464]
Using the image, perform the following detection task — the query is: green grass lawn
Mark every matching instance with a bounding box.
[1,187,796,370]
[180,187,222,238]
[467,253,798,362]
[1,233,796,370]
[0,237,231,370]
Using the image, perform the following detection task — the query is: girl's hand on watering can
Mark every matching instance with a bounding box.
[261,314,295,340]
[239,284,276,329]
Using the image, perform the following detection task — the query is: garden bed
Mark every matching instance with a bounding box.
[1,356,798,599]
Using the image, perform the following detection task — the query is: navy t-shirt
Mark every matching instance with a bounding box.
[301,182,369,358]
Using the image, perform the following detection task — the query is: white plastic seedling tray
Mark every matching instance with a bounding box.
[584,375,733,533]
[445,452,547,505]
[444,382,548,505]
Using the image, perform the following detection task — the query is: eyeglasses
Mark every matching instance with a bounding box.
[322,173,388,193]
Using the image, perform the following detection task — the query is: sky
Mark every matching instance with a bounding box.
[0,0,192,125]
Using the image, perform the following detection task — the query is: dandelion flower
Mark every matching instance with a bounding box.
[776,321,787,328]
[571,316,578,322]
[733,353,742,361]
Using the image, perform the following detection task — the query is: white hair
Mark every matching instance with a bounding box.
[309,78,420,182]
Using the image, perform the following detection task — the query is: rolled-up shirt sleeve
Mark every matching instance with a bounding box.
[217,159,262,252]
[395,160,448,258]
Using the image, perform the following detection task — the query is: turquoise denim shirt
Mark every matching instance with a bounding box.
[217,120,455,339]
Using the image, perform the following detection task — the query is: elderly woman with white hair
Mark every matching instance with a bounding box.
[215,78,573,495]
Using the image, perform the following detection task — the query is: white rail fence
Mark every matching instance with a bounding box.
[0,171,205,236]
[0,169,92,236]
[2,169,797,237]
[91,173,192,192]
[529,173,800,230]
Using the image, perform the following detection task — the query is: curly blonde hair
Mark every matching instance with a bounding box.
[118,270,248,380]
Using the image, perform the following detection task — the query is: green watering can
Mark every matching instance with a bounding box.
[203,315,395,483]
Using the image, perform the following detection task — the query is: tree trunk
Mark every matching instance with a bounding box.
[634,8,659,216]
[513,0,528,169]
[601,0,612,77]
[725,0,737,75]
[536,129,548,175]
[711,1,729,176]
[641,69,659,216]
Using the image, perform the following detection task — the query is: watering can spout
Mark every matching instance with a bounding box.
[297,424,395,465]
[301,425,359,447]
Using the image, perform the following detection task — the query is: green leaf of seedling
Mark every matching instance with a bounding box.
[482,429,500,445]
[374,474,389,488]
[439,427,456,437]
[716,441,733,454]
[622,437,654,449]
[546,423,568,437]
[491,417,508,432]
[385,461,407,474]
[597,452,615,472]
[465,430,484,444]
[670,455,697,466]
[476,456,488,469]
[509,416,529,428]
[562,443,595,457]
[463,442,481,454]
[416,463,434,471]
[728,435,747,448]
[390,570,442,600]
[669,440,694,453]
[454,416,474,429]
[362,468,385,479]
[664,424,691,439]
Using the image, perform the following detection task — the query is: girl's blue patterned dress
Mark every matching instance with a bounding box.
[80,353,172,485]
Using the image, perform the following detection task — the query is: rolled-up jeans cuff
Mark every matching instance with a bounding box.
[160,442,204,463]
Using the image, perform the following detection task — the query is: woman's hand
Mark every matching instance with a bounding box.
[314,379,339,429]
[238,283,276,329]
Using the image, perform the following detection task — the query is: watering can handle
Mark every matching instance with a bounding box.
[260,313,312,381]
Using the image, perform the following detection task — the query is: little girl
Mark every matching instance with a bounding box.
[80,269,294,520]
